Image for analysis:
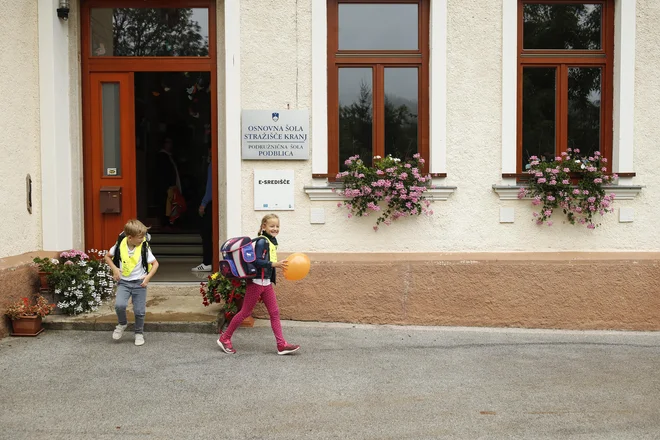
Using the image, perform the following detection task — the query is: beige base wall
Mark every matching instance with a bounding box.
[0,252,57,338]
[254,253,660,331]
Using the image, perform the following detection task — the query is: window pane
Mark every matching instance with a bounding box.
[384,68,418,160]
[339,68,373,169]
[522,67,556,165]
[568,67,601,158]
[91,8,209,56]
[523,4,602,50]
[102,83,121,177]
[338,4,418,50]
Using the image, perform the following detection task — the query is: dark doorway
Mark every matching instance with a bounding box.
[134,71,212,281]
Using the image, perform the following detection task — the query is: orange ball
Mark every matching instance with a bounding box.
[283,252,311,281]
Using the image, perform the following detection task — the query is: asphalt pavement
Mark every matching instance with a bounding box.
[1,322,659,439]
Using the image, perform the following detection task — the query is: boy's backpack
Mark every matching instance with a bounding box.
[111,231,152,273]
[219,236,265,279]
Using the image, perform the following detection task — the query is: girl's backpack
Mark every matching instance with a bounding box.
[219,236,261,279]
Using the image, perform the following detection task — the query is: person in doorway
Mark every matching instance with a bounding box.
[105,219,159,346]
[217,214,300,355]
[192,147,213,272]
[154,137,182,228]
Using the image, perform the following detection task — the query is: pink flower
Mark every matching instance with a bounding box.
[587,224,595,229]
[537,178,547,184]
[547,221,553,226]
[562,180,570,185]
[373,225,379,232]
[563,168,570,173]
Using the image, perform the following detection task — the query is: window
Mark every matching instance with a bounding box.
[90,8,209,57]
[518,1,614,172]
[327,0,429,175]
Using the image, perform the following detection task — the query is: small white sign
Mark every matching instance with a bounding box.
[242,110,309,160]
[254,169,295,211]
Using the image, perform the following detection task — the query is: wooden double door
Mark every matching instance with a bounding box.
[81,1,218,257]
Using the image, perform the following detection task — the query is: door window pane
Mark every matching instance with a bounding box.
[339,68,373,168]
[91,8,209,56]
[523,4,602,50]
[102,83,121,177]
[338,4,418,50]
[522,67,556,165]
[567,67,601,159]
[384,68,418,160]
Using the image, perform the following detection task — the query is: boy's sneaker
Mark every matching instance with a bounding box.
[277,343,300,355]
[192,263,212,272]
[135,334,145,346]
[217,335,236,354]
[112,324,128,340]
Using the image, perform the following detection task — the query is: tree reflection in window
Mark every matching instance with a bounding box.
[339,73,373,169]
[91,8,209,57]
[523,3,602,50]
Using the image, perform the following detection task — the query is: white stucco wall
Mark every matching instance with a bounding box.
[235,0,659,253]
[0,0,42,258]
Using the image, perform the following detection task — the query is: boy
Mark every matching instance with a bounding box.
[104,219,159,346]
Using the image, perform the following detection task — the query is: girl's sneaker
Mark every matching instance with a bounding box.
[217,335,236,354]
[135,334,145,346]
[277,343,300,355]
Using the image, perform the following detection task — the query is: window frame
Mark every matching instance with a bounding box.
[326,0,430,177]
[516,0,615,174]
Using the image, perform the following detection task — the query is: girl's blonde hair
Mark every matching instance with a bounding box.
[258,213,280,236]
[124,219,150,237]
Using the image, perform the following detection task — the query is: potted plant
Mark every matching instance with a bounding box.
[35,249,115,315]
[335,154,434,231]
[518,149,617,228]
[32,256,59,291]
[5,295,55,336]
[48,249,115,315]
[200,272,247,331]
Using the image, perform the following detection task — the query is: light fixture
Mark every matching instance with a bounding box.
[57,0,70,21]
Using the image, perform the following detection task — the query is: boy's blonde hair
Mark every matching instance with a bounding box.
[258,213,280,236]
[124,219,150,237]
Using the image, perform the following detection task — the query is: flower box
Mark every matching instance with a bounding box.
[11,315,44,337]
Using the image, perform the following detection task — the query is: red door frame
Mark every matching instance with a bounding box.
[81,0,219,270]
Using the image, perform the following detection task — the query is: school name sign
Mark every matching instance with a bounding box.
[241,109,310,160]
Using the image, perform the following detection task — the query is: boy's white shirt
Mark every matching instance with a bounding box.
[109,244,157,281]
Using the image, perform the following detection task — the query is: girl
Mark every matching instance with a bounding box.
[217,214,300,355]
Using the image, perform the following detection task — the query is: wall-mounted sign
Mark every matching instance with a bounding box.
[242,109,309,160]
[254,169,295,211]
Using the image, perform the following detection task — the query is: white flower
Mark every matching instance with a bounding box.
[373,155,381,159]
[51,259,59,264]
[393,158,401,163]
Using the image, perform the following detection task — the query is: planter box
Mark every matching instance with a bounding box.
[11,315,44,337]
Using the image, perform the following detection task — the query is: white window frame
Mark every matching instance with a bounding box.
[306,0,455,201]
[495,0,642,200]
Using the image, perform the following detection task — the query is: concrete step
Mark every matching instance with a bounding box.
[149,244,203,256]
[149,233,202,245]
[43,293,255,334]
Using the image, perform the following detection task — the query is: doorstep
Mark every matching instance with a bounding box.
[43,286,255,333]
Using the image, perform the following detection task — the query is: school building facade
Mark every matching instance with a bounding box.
[1,0,659,338]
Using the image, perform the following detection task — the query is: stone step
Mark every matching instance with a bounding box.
[43,294,254,334]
